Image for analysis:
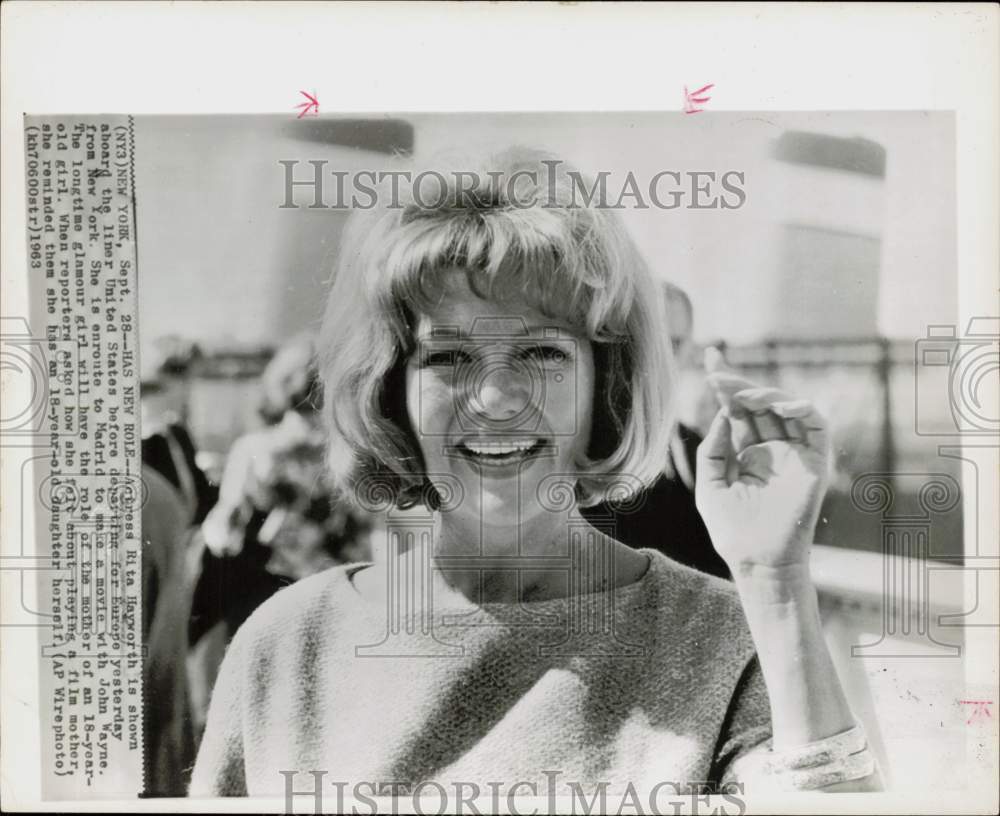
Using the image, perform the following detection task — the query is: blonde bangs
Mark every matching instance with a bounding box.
[366,206,637,348]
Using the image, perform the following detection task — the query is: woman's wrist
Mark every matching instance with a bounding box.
[731,555,857,749]
[730,560,816,607]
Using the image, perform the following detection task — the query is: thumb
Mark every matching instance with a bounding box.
[697,409,733,486]
[703,346,731,376]
[704,347,756,416]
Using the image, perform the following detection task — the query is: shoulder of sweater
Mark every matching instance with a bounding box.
[637,549,754,644]
[229,562,366,652]
[642,548,737,597]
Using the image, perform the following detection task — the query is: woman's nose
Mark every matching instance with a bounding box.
[467,364,534,420]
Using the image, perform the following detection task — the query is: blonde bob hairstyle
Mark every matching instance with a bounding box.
[318,147,676,510]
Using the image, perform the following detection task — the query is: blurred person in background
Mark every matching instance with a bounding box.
[140,336,219,794]
[253,448,374,580]
[582,281,729,579]
[141,335,218,525]
[141,463,200,796]
[186,333,374,746]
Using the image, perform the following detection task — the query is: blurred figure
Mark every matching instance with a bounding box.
[254,442,374,580]
[141,463,199,796]
[582,282,729,579]
[257,333,318,425]
[187,334,373,745]
[662,281,699,490]
[140,336,218,795]
[141,335,218,525]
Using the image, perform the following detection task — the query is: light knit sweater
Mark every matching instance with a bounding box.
[189,549,771,797]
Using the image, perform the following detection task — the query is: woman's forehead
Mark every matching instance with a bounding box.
[412,271,576,338]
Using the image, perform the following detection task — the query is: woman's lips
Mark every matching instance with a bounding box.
[448,438,551,473]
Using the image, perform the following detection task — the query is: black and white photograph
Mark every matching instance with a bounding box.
[134,111,978,799]
[2,4,997,815]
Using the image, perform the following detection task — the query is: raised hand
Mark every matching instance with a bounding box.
[691,353,877,775]
[694,350,830,575]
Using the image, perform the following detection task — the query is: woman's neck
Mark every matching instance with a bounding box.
[424,508,649,605]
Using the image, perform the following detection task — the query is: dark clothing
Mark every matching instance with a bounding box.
[187,511,292,646]
[581,424,730,580]
[142,423,218,526]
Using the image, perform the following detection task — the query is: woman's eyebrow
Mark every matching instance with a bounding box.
[415,326,465,342]
[415,322,572,341]
[525,325,572,337]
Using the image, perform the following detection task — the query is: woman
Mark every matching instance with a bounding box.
[190,149,879,798]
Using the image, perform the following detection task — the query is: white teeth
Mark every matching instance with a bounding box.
[463,439,538,455]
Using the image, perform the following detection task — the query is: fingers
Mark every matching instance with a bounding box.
[731,386,795,444]
[705,377,779,451]
[729,386,793,413]
[706,372,762,452]
[703,349,828,454]
[697,410,733,485]
[773,399,830,454]
[706,371,759,411]
[712,384,828,453]
[736,392,829,453]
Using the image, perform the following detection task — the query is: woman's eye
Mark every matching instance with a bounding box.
[521,345,568,365]
[420,349,472,368]
[421,351,454,367]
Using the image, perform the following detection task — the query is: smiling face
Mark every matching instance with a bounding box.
[405,272,595,530]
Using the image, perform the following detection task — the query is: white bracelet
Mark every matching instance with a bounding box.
[778,747,876,791]
[766,724,868,773]
[730,723,876,790]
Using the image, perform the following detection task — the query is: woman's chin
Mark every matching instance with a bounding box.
[455,489,549,529]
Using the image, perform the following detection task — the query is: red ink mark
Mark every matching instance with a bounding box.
[958,700,993,724]
[295,90,319,119]
[683,83,714,115]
